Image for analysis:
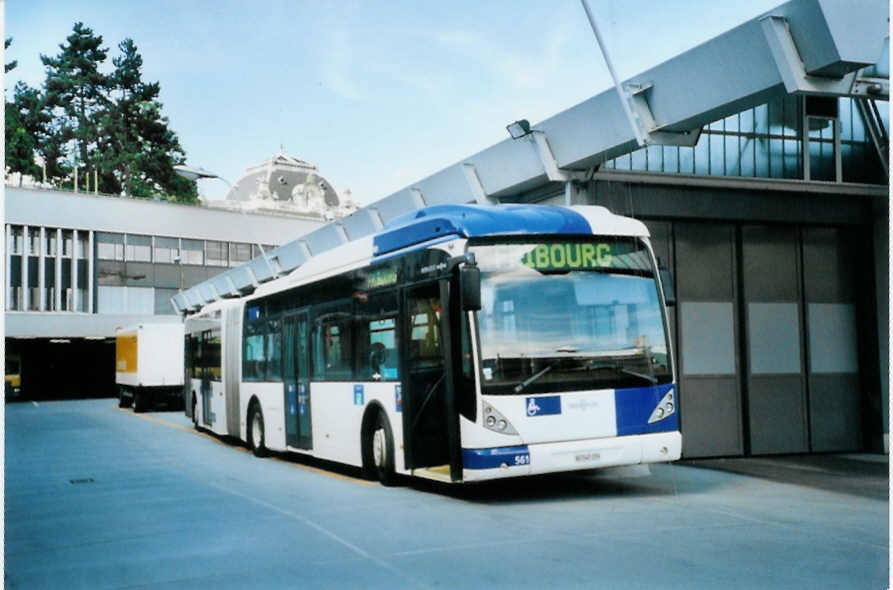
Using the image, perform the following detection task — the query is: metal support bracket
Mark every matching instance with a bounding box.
[530,131,571,182]
[626,83,703,146]
[461,163,496,204]
[760,15,859,97]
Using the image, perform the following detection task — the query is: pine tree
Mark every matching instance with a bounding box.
[5,37,17,73]
[6,83,51,183]
[40,22,110,178]
[100,38,197,202]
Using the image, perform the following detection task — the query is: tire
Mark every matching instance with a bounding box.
[368,412,397,486]
[248,402,269,457]
[133,390,148,413]
[118,389,132,409]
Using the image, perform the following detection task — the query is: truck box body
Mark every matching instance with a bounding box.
[116,323,184,411]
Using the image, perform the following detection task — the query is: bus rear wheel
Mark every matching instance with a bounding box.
[369,413,396,486]
[248,402,268,457]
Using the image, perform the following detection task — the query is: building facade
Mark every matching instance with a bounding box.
[4,186,327,399]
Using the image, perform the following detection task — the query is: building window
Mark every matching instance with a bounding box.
[7,286,22,311]
[126,234,152,262]
[97,286,155,314]
[75,233,88,259]
[154,237,179,263]
[229,243,251,267]
[62,230,73,257]
[9,226,23,255]
[46,230,57,256]
[181,239,203,265]
[97,233,125,261]
[252,244,276,259]
[27,228,40,256]
[205,240,227,266]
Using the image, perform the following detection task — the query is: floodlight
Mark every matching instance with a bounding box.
[506,119,532,139]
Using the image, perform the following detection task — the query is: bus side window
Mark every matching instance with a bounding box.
[367,317,398,380]
[193,333,203,379]
[208,329,222,382]
[312,308,353,380]
[409,297,441,366]
[243,323,264,381]
[266,319,281,380]
[355,291,399,381]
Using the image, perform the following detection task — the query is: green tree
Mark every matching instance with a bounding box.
[100,38,197,202]
[7,82,58,182]
[5,37,17,73]
[40,22,110,175]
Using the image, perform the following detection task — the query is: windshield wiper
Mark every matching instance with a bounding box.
[514,361,559,393]
[584,360,658,385]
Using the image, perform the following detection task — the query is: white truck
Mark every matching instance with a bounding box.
[116,323,185,412]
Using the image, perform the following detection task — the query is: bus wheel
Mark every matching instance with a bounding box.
[370,413,396,486]
[248,402,268,458]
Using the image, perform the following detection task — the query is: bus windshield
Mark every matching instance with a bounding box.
[469,238,671,395]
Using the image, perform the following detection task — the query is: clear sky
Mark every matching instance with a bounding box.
[6,1,783,204]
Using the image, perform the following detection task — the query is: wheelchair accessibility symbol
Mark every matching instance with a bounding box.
[526,396,561,417]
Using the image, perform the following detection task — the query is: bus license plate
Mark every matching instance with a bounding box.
[575,452,600,463]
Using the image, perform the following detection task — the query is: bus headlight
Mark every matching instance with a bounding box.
[482,401,517,435]
[647,388,676,424]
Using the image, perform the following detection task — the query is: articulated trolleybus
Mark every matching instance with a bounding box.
[184,204,680,484]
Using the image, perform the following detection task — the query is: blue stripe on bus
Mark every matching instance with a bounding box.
[462,445,531,469]
[373,204,592,257]
[614,383,678,436]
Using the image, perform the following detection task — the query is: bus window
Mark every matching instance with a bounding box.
[266,320,282,380]
[367,318,398,380]
[313,309,353,380]
[409,297,441,366]
[355,291,399,381]
[243,323,265,381]
[206,329,222,382]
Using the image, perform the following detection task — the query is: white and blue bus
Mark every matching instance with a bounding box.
[184,204,680,484]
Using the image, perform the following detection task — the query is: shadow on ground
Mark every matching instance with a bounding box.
[683,454,889,500]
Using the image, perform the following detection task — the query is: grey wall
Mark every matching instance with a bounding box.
[6,188,323,245]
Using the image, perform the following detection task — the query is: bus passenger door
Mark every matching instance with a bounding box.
[402,282,453,472]
[200,331,213,426]
[283,312,312,450]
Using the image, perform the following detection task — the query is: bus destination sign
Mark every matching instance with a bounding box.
[521,243,613,271]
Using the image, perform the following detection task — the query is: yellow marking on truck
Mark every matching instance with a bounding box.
[116,332,138,373]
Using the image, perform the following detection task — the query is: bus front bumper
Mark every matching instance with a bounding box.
[461,431,682,482]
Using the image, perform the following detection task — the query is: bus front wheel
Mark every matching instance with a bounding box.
[248,402,268,457]
[369,413,396,486]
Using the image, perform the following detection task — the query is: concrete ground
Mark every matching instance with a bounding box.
[5,399,889,589]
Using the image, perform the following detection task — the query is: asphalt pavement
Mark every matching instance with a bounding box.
[4,399,889,589]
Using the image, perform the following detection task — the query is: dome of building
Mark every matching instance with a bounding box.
[215,149,355,219]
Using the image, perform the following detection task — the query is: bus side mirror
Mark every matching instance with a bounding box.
[658,258,676,307]
[460,265,482,311]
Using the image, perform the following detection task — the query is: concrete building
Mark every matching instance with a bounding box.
[4,152,341,398]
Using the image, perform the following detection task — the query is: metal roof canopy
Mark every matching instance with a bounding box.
[172,0,888,315]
